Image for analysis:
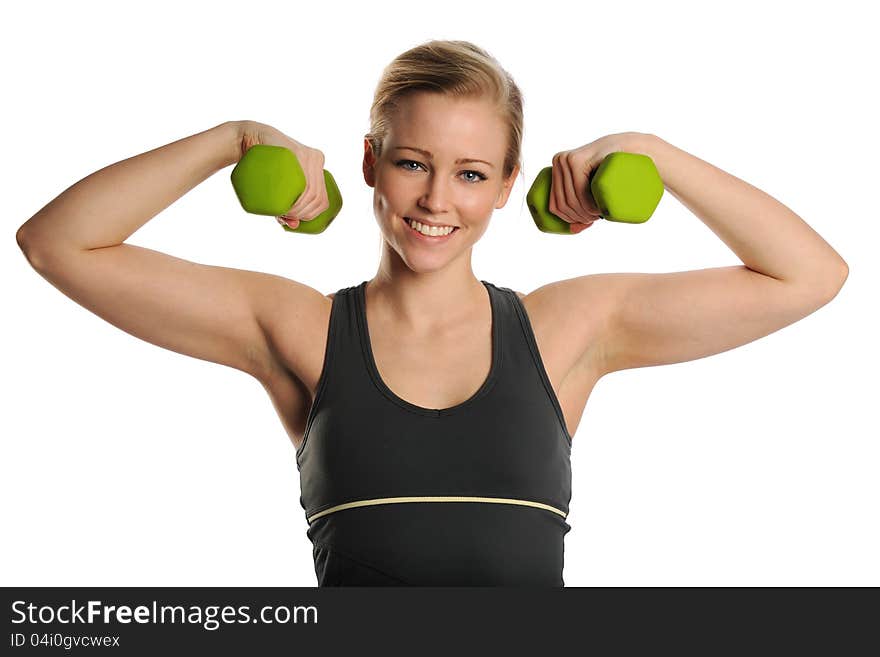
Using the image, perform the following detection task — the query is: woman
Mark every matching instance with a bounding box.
[16,40,848,586]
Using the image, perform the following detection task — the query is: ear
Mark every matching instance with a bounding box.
[494,163,521,209]
[363,138,377,188]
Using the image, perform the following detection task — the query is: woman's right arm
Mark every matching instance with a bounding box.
[15,120,330,384]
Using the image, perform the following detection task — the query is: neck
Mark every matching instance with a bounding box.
[368,245,486,334]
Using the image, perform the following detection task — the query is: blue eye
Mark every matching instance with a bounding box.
[461,170,487,183]
[395,160,487,184]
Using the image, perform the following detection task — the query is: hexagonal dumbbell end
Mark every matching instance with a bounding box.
[527,152,664,234]
[230,144,342,235]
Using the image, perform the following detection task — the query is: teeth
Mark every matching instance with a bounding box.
[407,218,455,237]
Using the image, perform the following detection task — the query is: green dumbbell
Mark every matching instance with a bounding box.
[230,144,343,234]
[527,152,664,234]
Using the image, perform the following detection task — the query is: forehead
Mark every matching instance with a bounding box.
[388,92,505,155]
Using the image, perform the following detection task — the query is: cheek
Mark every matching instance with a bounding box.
[375,178,408,210]
[464,194,499,221]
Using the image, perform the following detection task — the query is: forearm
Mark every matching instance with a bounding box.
[18,120,246,251]
[634,133,848,287]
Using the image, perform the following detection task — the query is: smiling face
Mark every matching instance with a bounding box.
[363,91,520,273]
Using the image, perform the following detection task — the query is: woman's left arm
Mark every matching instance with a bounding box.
[528,134,849,378]
[639,133,848,286]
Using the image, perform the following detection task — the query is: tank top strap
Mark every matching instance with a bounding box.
[295,282,367,467]
[483,282,573,447]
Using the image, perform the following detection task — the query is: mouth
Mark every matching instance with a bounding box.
[403,217,460,241]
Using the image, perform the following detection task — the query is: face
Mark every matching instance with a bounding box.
[362,91,520,272]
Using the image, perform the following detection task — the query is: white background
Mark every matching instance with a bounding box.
[2,0,876,586]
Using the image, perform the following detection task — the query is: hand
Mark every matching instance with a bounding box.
[239,121,328,229]
[549,132,648,234]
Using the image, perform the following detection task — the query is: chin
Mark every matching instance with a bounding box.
[399,252,453,273]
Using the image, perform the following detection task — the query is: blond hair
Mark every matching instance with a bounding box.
[365,40,524,182]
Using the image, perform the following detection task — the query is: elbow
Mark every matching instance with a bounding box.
[16,224,31,252]
[15,220,45,254]
[821,261,849,301]
[793,261,849,302]
[16,223,50,272]
[835,260,849,290]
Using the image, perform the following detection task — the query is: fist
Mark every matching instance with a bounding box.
[549,132,647,234]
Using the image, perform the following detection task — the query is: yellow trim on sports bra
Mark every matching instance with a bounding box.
[307,496,568,524]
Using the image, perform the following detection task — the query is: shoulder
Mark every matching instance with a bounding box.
[515,277,618,379]
[326,293,336,300]
[515,290,525,299]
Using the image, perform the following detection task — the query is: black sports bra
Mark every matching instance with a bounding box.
[296,280,573,585]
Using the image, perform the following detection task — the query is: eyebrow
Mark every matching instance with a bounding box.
[393,146,495,168]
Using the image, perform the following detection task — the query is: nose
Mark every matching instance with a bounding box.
[417,173,452,214]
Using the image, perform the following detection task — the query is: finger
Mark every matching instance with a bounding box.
[297,196,322,222]
[296,166,330,220]
[302,171,330,220]
[286,201,303,220]
[297,167,320,219]
[286,165,317,219]
[550,153,572,224]
[583,165,603,217]
[306,197,329,220]
[571,221,594,234]
[570,154,597,219]
[559,153,583,220]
